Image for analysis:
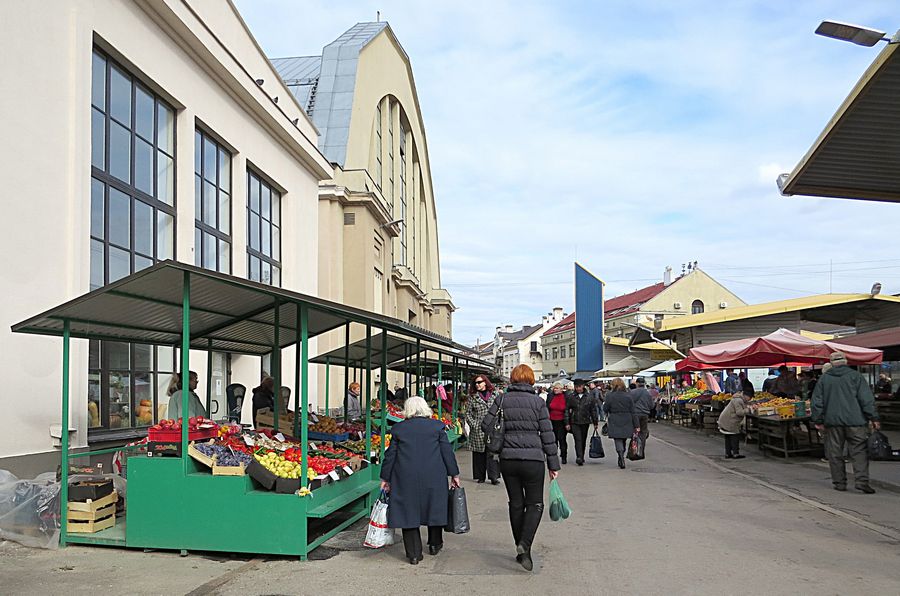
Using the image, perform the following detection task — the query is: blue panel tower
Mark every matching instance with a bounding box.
[575,263,604,375]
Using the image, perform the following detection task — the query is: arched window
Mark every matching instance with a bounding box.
[691,300,705,315]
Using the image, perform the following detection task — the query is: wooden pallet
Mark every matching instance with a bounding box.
[67,490,118,513]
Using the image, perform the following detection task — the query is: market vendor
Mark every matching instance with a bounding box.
[346,382,362,420]
[165,371,206,420]
[251,376,275,427]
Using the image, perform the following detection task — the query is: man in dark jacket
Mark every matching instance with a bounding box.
[811,351,880,494]
[629,378,654,448]
[565,377,599,466]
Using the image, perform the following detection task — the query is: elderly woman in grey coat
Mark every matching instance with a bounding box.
[717,389,750,459]
[465,375,500,484]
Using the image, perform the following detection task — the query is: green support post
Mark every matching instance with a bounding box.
[452,356,458,422]
[294,303,301,438]
[60,320,70,548]
[205,339,213,416]
[181,271,191,474]
[325,356,330,414]
[343,323,350,423]
[380,331,388,462]
[416,339,422,397]
[364,325,372,460]
[273,301,280,433]
[300,305,309,485]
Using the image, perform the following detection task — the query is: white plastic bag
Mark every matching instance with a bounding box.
[363,491,394,548]
[463,421,471,437]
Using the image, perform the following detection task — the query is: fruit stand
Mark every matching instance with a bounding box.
[11,261,484,558]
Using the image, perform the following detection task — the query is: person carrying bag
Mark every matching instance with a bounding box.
[589,428,605,459]
[363,490,394,548]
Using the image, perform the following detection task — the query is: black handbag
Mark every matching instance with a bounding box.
[484,394,505,455]
[589,428,605,458]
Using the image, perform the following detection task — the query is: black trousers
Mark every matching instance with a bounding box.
[402,526,443,560]
[551,420,568,461]
[614,438,627,456]
[723,433,741,457]
[499,459,545,552]
[571,423,590,462]
[472,450,499,482]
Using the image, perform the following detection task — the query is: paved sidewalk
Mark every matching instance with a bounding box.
[2,436,899,595]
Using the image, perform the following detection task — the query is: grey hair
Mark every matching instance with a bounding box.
[402,396,433,419]
[551,382,564,391]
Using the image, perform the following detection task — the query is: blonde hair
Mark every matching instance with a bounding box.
[402,396,433,419]
[551,382,564,391]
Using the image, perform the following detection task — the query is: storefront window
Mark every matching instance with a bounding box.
[89,47,176,434]
[247,170,281,286]
[195,129,232,273]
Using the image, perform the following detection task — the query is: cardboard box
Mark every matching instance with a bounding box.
[148,441,182,457]
[68,478,113,502]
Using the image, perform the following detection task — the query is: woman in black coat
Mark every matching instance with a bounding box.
[481,364,560,572]
[602,377,640,469]
[251,376,274,428]
[380,396,460,565]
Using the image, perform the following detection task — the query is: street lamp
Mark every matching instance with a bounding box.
[814,20,895,46]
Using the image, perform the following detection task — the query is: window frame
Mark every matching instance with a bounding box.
[246,168,282,286]
[194,128,232,274]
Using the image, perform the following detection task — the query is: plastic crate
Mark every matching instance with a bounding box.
[148,426,218,442]
[307,431,350,442]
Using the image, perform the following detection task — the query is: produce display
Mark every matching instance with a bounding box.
[193,443,253,467]
[254,451,315,480]
[148,416,217,440]
[372,401,404,419]
[309,416,347,435]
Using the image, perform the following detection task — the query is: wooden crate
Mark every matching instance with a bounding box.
[68,513,115,534]
[67,490,118,513]
[188,441,215,468]
[68,502,115,521]
[212,460,247,476]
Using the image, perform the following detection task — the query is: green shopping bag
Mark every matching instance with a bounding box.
[548,478,571,521]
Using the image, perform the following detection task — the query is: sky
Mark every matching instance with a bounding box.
[236,1,900,346]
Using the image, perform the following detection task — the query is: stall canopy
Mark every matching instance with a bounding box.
[833,326,900,361]
[599,355,656,376]
[636,360,678,377]
[676,328,883,370]
[11,260,458,353]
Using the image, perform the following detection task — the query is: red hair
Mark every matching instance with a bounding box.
[510,364,535,385]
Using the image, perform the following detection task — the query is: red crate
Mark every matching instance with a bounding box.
[148,426,218,442]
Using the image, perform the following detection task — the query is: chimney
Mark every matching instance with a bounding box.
[504,324,513,333]
[552,307,564,321]
[663,266,673,286]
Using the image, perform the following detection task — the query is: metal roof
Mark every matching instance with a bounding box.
[779,42,900,202]
[310,332,465,369]
[388,353,493,377]
[270,22,390,166]
[270,56,322,111]
[11,261,457,355]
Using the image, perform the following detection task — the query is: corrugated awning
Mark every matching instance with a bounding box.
[779,42,900,202]
[11,261,458,355]
[310,332,419,367]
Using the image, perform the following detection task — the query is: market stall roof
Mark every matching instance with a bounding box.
[778,41,900,202]
[10,261,458,355]
[830,326,900,360]
[310,332,420,367]
[387,352,493,377]
[678,328,882,369]
[598,355,656,376]
[629,293,900,345]
[636,360,679,377]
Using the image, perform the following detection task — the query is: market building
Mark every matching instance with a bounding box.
[0,0,332,476]
[605,266,746,339]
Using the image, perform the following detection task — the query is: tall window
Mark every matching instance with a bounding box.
[90,48,176,432]
[399,123,407,266]
[247,170,281,286]
[375,101,383,191]
[570,343,576,358]
[387,110,394,210]
[560,346,567,359]
[691,300,705,315]
[195,130,231,273]
[552,347,558,360]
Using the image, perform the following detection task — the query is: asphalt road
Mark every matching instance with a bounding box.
[2,424,899,595]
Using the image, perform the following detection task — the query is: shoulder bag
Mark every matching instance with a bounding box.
[484,393,505,455]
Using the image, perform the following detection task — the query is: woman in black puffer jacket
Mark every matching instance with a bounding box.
[482,364,560,572]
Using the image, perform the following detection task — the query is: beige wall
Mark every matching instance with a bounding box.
[542,330,577,377]
[0,0,330,461]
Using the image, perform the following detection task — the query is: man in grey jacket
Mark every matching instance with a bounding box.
[811,351,880,494]
[630,378,654,448]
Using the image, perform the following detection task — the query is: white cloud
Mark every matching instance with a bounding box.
[236,0,900,345]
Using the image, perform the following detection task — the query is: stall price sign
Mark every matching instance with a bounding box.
[275,432,286,442]
[309,442,318,451]
[342,466,353,475]
[328,470,340,481]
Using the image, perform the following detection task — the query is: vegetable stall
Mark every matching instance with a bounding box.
[11,261,487,558]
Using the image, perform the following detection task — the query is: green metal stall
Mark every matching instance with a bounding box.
[11,261,471,558]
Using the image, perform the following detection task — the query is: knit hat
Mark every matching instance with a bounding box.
[829,351,847,366]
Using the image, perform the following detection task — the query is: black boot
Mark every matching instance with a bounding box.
[618,454,625,469]
[516,543,533,571]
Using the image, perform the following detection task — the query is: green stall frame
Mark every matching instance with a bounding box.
[11,261,489,558]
